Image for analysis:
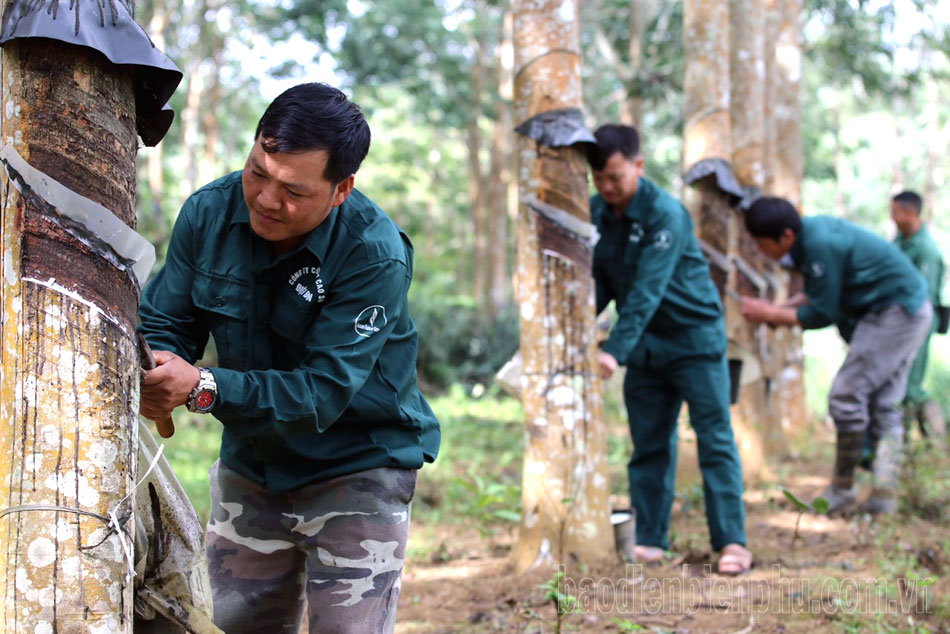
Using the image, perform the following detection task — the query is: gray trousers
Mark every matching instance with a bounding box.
[829,302,933,436]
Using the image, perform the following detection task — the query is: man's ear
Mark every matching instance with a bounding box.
[634,156,646,175]
[781,227,797,250]
[332,174,356,207]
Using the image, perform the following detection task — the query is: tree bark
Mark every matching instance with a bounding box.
[730,0,766,190]
[765,0,807,435]
[730,0,787,459]
[683,0,770,481]
[628,0,658,128]
[683,0,731,169]
[0,38,141,633]
[512,0,612,574]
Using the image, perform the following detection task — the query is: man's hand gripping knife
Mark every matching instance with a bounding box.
[138,333,176,438]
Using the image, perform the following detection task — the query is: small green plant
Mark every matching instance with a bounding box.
[782,487,829,543]
[612,618,647,631]
[539,570,579,633]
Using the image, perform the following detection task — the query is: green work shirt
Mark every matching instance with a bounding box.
[591,177,725,366]
[138,171,440,494]
[895,224,944,307]
[789,215,927,332]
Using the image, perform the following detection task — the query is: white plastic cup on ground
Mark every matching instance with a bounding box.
[611,509,636,562]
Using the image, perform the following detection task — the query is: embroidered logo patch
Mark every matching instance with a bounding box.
[355,305,387,338]
[653,229,672,251]
[629,222,644,243]
[810,261,825,278]
[288,266,326,303]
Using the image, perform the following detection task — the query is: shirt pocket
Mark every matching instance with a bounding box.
[192,269,249,367]
[269,287,320,346]
[622,238,642,267]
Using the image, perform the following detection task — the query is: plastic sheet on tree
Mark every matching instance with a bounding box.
[514,108,596,148]
[0,144,155,290]
[683,157,746,200]
[133,419,222,634]
[0,0,182,146]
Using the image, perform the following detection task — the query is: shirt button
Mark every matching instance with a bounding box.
[214,296,225,307]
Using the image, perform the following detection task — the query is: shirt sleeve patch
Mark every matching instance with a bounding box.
[355,305,387,338]
[652,229,672,251]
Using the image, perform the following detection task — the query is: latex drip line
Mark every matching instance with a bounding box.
[698,237,732,273]
[513,49,581,84]
[0,443,166,580]
[732,254,771,296]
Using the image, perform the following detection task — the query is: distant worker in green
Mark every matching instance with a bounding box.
[741,197,931,516]
[890,190,946,439]
[587,124,751,575]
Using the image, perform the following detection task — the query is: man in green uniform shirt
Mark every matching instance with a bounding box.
[587,124,751,574]
[890,190,945,438]
[741,197,931,516]
[138,83,440,634]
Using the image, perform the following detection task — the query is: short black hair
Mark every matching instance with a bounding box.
[254,83,371,185]
[892,190,922,215]
[745,196,802,240]
[586,124,640,171]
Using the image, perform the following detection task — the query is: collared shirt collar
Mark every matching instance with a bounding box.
[899,223,928,246]
[622,177,650,220]
[788,218,808,268]
[600,178,650,221]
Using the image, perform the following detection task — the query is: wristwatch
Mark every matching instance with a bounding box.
[187,368,218,413]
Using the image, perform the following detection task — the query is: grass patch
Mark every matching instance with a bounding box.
[414,385,524,534]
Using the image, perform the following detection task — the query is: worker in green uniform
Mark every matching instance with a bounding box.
[890,190,946,438]
[741,197,931,516]
[138,83,440,634]
[587,124,751,575]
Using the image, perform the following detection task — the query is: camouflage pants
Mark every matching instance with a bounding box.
[206,460,416,634]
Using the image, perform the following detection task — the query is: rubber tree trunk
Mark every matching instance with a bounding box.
[0,39,141,632]
[682,0,768,481]
[511,0,612,574]
[765,0,807,434]
[729,0,787,458]
[626,0,654,128]
[683,0,731,170]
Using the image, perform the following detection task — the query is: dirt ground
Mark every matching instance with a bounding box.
[395,426,950,633]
